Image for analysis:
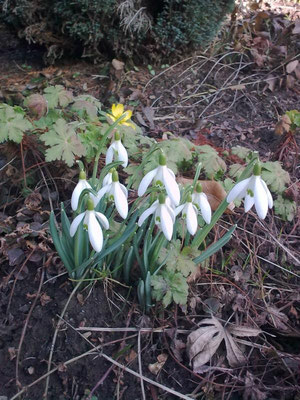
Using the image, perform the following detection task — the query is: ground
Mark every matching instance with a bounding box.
[0,3,300,400]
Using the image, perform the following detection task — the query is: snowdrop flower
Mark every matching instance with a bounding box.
[102,169,113,187]
[70,197,109,253]
[106,131,128,168]
[175,195,198,235]
[227,163,273,219]
[107,103,135,129]
[138,153,180,206]
[71,170,95,211]
[96,170,128,219]
[192,183,212,224]
[138,193,175,240]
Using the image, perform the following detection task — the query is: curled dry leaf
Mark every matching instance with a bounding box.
[148,353,168,375]
[286,60,299,75]
[275,115,291,136]
[187,316,261,370]
[178,178,235,212]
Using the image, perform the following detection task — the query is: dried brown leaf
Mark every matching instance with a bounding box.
[148,353,168,375]
[292,19,300,35]
[187,317,261,370]
[178,178,234,212]
[223,330,247,366]
[275,115,291,135]
[229,326,262,337]
[286,60,299,74]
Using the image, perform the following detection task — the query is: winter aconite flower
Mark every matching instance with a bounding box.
[175,195,198,235]
[106,131,128,168]
[97,170,128,219]
[227,163,273,219]
[138,193,175,240]
[71,170,93,211]
[107,103,135,129]
[138,153,180,206]
[192,183,212,224]
[70,197,109,253]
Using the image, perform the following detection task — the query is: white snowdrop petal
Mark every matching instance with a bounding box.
[71,180,91,211]
[162,167,180,206]
[113,183,128,219]
[167,167,176,179]
[69,212,85,237]
[105,144,115,165]
[87,212,103,252]
[160,204,174,241]
[165,203,176,223]
[97,184,110,201]
[95,212,109,230]
[199,193,212,224]
[260,178,273,209]
[244,194,255,213]
[102,173,112,187]
[116,141,128,168]
[186,203,198,235]
[254,177,268,219]
[138,203,158,226]
[120,183,128,198]
[138,167,158,196]
[227,177,251,203]
[174,204,185,217]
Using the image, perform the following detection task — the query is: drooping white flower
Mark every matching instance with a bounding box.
[106,131,128,168]
[96,170,128,219]
[192,183,212,224]
[70,197,109,253]
[71,170,94,211]
[102,170,113,187]
[227,163,273,219]
[138,194,175,240]
[175,195,198,235]
[138,153,180,206]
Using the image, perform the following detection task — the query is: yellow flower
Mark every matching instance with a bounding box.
[107,103,135,129]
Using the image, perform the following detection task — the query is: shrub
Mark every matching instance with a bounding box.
[0,0,235,62]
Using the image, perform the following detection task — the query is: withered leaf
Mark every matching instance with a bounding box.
[286,60,299,74]
[178,178,234,212]
[187,316,261,369]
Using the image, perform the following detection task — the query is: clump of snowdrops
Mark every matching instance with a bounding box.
[50,104,273,311]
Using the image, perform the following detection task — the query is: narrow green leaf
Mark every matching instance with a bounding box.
[49,212,74,274]
[193,225,236,264]
[123,246,135,284]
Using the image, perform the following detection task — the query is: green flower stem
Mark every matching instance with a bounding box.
[91,114,127,187]
[191,153,258,249]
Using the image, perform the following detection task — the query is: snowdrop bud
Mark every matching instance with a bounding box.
[159,153,167,166]
[159,193,166,204]
[253,162,261,176]
[79,170,86,180]
[86,197,94,211]
[195,183,203,193]
[112,170,119,182]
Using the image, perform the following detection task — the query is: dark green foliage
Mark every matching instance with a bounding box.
[0,0,235,62]
[153,0,235,55]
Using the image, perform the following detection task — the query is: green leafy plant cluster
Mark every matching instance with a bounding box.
[0,89,296,308]
[0,0,234,62]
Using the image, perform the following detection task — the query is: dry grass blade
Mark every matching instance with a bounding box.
[187,316,262,370]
